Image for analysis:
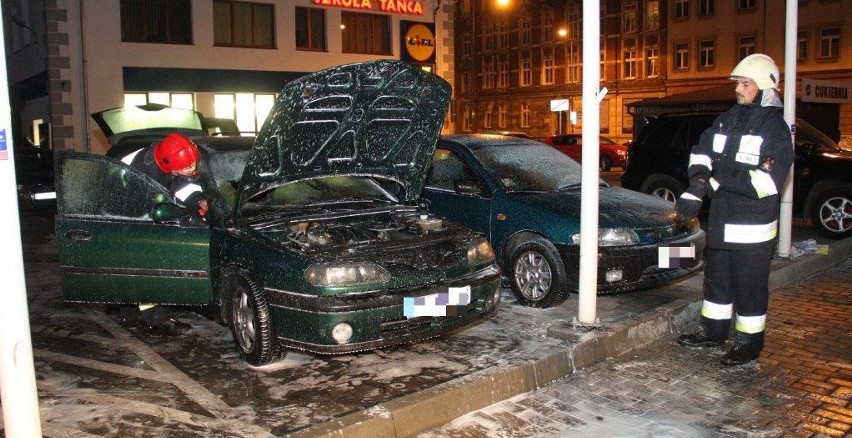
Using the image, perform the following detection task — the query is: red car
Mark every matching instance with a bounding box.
[543,134,628,171]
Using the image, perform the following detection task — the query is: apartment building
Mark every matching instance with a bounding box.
[4,0,453,154]
[453,0,851,145]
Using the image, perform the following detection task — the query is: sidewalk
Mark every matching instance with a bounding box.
[293,232,852,438]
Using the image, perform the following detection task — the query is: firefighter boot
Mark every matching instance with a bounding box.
[677,326,725,349]
[721,332,762,366]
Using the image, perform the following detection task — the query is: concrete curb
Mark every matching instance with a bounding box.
[289,237,852,438]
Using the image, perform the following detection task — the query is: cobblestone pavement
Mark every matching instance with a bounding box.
[420,259,852,438]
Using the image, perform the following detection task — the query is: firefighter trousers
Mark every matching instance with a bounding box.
[700,245,774,353]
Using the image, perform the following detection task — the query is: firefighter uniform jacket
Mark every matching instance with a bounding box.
[120,147,206,211]
[688,99,794,250]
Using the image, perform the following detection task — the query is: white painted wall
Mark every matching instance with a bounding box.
[75,0,442,153]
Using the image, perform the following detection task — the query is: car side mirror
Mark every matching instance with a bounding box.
[455,179,485,196]
[151,202,187,223]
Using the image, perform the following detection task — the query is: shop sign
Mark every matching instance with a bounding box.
[400,21,435,63]
[313,0,425,16]
[802,78,851,104]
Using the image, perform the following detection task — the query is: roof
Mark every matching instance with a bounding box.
[626,85,735,108]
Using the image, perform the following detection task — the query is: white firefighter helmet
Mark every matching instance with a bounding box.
[730,53,780,90]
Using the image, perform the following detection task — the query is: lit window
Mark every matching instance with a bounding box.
[623,1,637,33]
[542,57,555,85]
[645,1,659,31]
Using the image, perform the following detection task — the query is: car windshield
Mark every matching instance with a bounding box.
[242,176,398,212]
[472,143,598,192]
[796,120,841,154]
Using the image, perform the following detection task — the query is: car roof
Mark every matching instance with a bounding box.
[441,134,545,150]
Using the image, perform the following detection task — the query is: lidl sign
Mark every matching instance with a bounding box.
[401,21,435,63]
[313,0,425,16]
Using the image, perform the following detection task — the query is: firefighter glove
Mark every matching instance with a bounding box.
[675,193,703,221]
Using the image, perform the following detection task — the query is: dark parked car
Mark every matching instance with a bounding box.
[542,134,628,171]
[421,134,705,308]
[56,61,502,366]
[14,146,56,209]
[621,113,852,239]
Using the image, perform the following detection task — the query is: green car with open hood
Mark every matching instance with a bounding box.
[56,61,501,366]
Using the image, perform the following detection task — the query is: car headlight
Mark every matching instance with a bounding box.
[571,228,639,247]
[617,150,627,157]
[467,238,496,266]
[305,262,391,287]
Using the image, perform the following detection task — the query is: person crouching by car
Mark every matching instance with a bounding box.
[118,132,208,334]
[121,132,209,222]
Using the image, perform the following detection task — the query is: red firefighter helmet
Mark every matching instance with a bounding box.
[153,133,200,174]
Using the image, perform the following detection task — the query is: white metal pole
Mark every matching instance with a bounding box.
[0,11,44,437]
[778,0,798,258]
[577,1,601,325]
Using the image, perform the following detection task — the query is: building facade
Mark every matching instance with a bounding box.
[453,0,851,146]
[4,0,454,154]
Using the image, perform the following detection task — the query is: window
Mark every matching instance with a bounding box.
[484,104,493,129]
[520,18,531,46]
[498,62,509,88]
[646,46,659,77]
[623,47,638,79]
[566,43,580,83]
[214,0,274,48]
[121,0,192,44]
[214,93,275,134]
[737,0,756,11]
[699,39,715,68]
[484,24,495,51]
[483,62,496,89]
[426,150,478,191]
[520,55,532,86]
[645,1,659,31]
[623,1,637,33]
[542,12,553,42]
[462,33,471,56]
[498,104,507,128]
[798,30,808,60]
[124,92,194,110]
[542,56,556,85]
[341,12,390,55]
[738,36,755,59]
[674,0,689,19]
[674,42,689,70]
[567,7,580,40]
[459,72,469,95]
[520,103,530,128]
[498,22,509,49]
[462,104,471,132]
[295,7,325,51]
[698,0,715,16]
[819,27,840,59]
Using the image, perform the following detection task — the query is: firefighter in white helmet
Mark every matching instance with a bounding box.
[675,53,794,366]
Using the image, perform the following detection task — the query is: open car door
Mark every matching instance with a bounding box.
[55,152,213,305]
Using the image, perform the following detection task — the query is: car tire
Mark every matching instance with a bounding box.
[810,186,852,239]
[640,174,684,203]
[226,271,281,366]
[508,237,570,308]
[600,155,613,172]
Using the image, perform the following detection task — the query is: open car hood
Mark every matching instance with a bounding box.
[238,60,451,204]
[91,104,207,144]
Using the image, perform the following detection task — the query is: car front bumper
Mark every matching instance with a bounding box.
[556,229,706,294]
[264,264,502,354]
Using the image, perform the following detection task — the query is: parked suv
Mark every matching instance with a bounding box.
[621,112,852,239]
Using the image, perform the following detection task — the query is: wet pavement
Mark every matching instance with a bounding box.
[4,209,850,437]
[420,259,852,438]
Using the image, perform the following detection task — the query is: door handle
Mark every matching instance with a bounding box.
[65,229,92,242]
